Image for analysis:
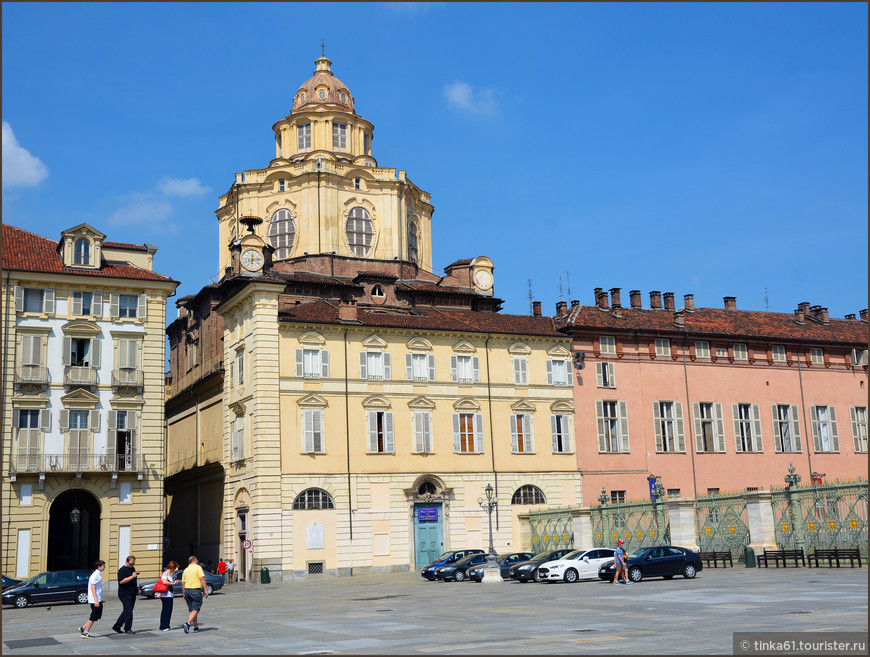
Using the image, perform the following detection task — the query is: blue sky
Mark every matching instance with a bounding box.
[3,2,867,320]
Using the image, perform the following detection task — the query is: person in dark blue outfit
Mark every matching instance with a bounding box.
[112,556,139,634]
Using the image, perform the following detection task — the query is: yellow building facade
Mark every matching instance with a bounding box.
[2,223,177,584]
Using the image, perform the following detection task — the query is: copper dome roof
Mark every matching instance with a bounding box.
[292,56,354,113]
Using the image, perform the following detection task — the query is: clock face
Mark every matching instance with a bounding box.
[241,248,264,271]
[474,269,493,291]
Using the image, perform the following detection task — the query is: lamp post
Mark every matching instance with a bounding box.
[70,506,81,570]
[478,483,500,584]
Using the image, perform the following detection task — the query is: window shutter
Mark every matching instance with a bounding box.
[69,427,82,455]
[313,410,322,452]
[295,349,303,377]
[20,336,32,365]
[790,405,801,452]
[89,410,100,431]
[384,412,394,452]
[829,407,839,452]
[303,410,313,453]
[43,289,55,314]
[618,401,630,453]
[510,415,519,453]
[771,406,782,453]
[92,291,102,317]
[810,406,820,452]
[383,352,391,380]
[693,403,703,452]
[14,286,24,312]
[320,350,329,378]
[606,363,615,387]
[473,413,484,453]
[118,341,129,369]
[359,352,367,379]
[129,340,139,369]
[62,336,72,366]
[595,400,606,452]
[72,292,83,316]
[732,403,743,453]
[472,356,480,383]
[90,338,101,368]
[60,410,69,430]
[751,404,763,452]
[413,412,422,453]
[109,293,119,318]
[653,402,663,452]
[546,360,553,385]
[428,354,436,381]
[523,414,534,452]
[596,363,604,387]
[39,409,51,430]
[128,410,138,431]
[675,402,685,452]
[108,410,117,431]
[850,407,860,452]
[421,412,431,452]
[11,409,19,429]
[713,403,726,453]
[368,411,378,452]
[32,335,43,365]
[514,358,522,385]
[551,415,559,452]
[405,354,413,380]
[450,355,458,382]
[137,294,147,318]
[452,413,461,453]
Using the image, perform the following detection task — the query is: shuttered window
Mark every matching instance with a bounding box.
[412,411,432,453]
[771,404,801,453]
[15,410,42,471]
[509,414,534,453]
[772,345,787,363]
[693,402,725,453]
[302,409,324,453]
[550,414,571,453]
[269,209,296,260]
[809,348,824,365]
[546,359,569,386]
[296,348,329,378]
[451,355,479,383]
[367,411,394,453]
[72,291,96,316]
[332,122,347,149]
[654,338,671,357]
[406,353,435,381]
[231,416,245,460]
[297,122,311,150]
[653,401,685,453]
[16,287,53,314]
[599,335,616,355]
[596,362,615,388]
[850,406,868,453]
[733,343,748,361]
[596,400,629,453]
[695,341,710,359]
[360,351,390,380]
[512,357,528,385]
[452,413,483,453]
[732,403,763,453]
[810,405,839,453]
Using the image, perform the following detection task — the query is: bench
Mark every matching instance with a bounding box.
[810,547,863,568]
[698,551,734,567]
[757,548,806,567]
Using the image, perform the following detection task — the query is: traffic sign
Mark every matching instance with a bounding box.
[242,539,252,550]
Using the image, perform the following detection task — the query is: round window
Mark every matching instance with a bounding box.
[346,207,373,257]
[318,89,327,100]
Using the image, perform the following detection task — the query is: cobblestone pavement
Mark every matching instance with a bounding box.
[1,568,867,654]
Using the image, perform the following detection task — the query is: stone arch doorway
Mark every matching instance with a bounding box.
[47,489,100,571]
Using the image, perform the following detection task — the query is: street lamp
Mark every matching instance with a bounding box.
[477,483,500,584]
[70,507,81,524]
[597,487,609,505]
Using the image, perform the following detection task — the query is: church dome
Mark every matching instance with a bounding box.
[292,56,355,113]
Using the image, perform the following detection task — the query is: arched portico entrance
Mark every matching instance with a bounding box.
[47,489,100,571]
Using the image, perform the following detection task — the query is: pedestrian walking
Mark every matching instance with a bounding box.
[206,559,214,573]
[613,539,630,585]
[111,555,139,634]
[226,558,235,583]
[157,561,179,631]
[79,560,106,638]
[181,555,209,634]
[217,557,227,584]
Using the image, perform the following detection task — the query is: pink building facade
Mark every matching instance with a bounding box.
[556,289,869,505]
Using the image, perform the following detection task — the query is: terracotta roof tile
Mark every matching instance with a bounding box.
[102,241,149,251]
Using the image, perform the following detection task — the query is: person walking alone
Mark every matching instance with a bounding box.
[217,558,227,585]
[181,556,208,634]
[157,561,179,631]
[79,560,106,638]
[226,558,235,584]
[613,539,630,585]
[112,555,139,633]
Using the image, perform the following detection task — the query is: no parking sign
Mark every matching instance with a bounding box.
[242,539,252,550]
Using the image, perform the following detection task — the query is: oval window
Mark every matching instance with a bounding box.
[269,209,296,259]
[318,89,327,100]
[346,207,373,257]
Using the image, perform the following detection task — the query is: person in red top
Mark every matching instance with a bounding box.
[217,558,227,584]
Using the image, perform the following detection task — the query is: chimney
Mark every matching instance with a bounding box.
[650,291,662,310]
[663,292,675,311]
[861,309,869,322]
[338,297,358,322]
[556,301,568,317]
[532,301,542,317]
[570,299,580,308]
[845,314,856,320]
[609,288,622,308]
[794,307,805,324]
[684,294,695,312]
[799,301,811,314]
[630,290,642,309]
[818,307,829,325]
[594,287,609,309]
[724,296,737,311]
[674,309,685,329]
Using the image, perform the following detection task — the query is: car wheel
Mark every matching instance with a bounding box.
[454,570,465,582]
[76,591,89,604]
[628,567,643,583]
[564,569,578,583]
[663,575,674,580]
[13,595,28,608]
[533,570,545,583]
[206,584,214,595]
[683,564,697,579]
[426,576,435,581]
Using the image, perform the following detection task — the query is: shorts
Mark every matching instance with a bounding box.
[89,603,104,622]
[184,588,204,612]
[615,563,626,572]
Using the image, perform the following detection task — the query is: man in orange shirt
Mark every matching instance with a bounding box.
[217,558,227,584]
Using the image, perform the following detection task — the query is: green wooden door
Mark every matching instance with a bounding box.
[414,504,443,567]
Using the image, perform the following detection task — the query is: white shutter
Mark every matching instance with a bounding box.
[810,406,820,452]
[829,407,839,452]
[368,411,378,452]
[320,350,329,378]
[383,352,391,380]
[59,410,69,430]
[510,415,519,453]
[653,402,664,452]
[732,403,743,453]
[790,405,801,452]
[20,336,33,365]
[596,363,604,387]
[359,352,368,380]
[473,413,484,453]
[295,349,303,377]
[92,291,103,317]
[11,409,19,429]
[14,286,24,312]
[108,410,118,431]
[606,362,615,387]
[771,406,782,452]
[128,410,138,431]
[693,403,703,452]
[109,293,119,318]
[303,410,313,453]
[618,401,630,453]
[405,354,413,380]
[129,340,139,369]
[384,412,394,452]
[43,289,55,314]
[550,415,559,452]
[523,414,534,452]
[62,336,72,366]
[472,356,480,383]
[137,294,147,319]
[452,413,461,453]
[596,400,606,452]
[39,409,51,430]
[751,404,763,452]
[713,403,726,453]
[514,358,522,385]
[675,402,685,452]
[850,407,860,452]
[72,292,83,316]
[421,412,431,452]
[450,355,457,382]
[546,360,553,385]
[89,410,100,431]
[428,354,435,381]
[413,412,423,452]
[90,338,101,368]
[312,410,322,452]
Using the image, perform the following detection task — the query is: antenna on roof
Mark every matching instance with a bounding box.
[764,287,771,311]
[559,276,564,302]
[565,271,572,300]
[528,279,534,314]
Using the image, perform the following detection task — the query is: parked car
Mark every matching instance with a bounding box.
[537,548,617,583]
[138,569,224,598]
[420,550,485,581]
[598,545,703,582]
[467,552,535,581]
[509,548,575,582]
[2,576,22,590]
[435,553,490,582]
[2,570,90,608]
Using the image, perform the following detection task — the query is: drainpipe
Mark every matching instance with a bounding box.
[484,334,498,530]
[398,180,405,283]
[681,334,699,500]
[796,338,814,478]
[344,327,353,541]
[3,269,12,564]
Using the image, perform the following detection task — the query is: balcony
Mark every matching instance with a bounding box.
[112,368,143,387]
[64,366,98,386]
[15,365,49,384]
[10,452,143,473]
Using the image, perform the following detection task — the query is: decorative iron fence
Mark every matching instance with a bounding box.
[771,478,868,559]
[695,491,750,557]
[591,499,670,553]
[529,507,575,554]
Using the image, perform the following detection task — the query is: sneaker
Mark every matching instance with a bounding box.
[124,630,135,634]
[193,627,200,633]
[161,628,171,632]
[80,632,95,639]
[614,582,622,585]
[183,622,191,634]
[79,626,86,635]
[111,626,123,634]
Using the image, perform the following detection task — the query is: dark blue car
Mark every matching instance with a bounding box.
[420,549,484,580]
[467,552,535,581]
[598,545,703,582]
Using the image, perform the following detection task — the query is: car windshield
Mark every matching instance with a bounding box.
[529,552,554,562]
[19,573,47,587]
[432,552,453,563]
[562,550,583,560]
[626,549,647,560]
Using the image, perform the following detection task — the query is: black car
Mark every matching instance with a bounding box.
[420,550,485,581]
[467,552,535,581]
[2,570,91,608]
[435,553,490,582]
[2,576,22,590]
[138,569,224,598]
[598,545,703,583]
[509,548,575,582]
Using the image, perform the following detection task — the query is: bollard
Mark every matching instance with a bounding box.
[744,547,756,568]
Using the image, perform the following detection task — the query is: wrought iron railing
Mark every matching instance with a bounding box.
[112,368,143,386]
[529,506,576,553]
[10,452,142,472]
[695,490,751,557]
[15,365,49,384]
[591,499,670,552]
[64,366,98,385]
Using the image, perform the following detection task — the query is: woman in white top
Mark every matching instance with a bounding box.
[157,561,179,631]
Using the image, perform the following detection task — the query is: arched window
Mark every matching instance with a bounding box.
[511,485,546,505]
[418,481,437,496]
[292,488,335,510]
[269,209,296,259]
[346,207,373,257]
[371,284,385,299]
[74,238,91,265]
[408,222,418,263]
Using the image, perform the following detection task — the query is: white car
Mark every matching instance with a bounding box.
[536,548,617,583]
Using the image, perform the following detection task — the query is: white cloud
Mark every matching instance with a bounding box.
[2,121,49,189]
[157,176,210,197]
[108,198,174,227]
[443,81,500,115]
